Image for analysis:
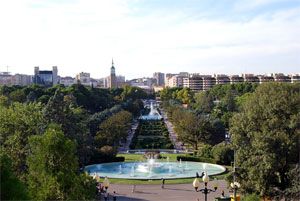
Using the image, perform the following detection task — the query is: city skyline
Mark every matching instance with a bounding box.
[1,0,300,79]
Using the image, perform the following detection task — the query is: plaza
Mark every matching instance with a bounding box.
[102,180,230,201]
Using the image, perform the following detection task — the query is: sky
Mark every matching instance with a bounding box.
[0,0,299,79]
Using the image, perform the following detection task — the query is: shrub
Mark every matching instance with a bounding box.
[211,143,233,165]
[241,193,260,201]
[177,156,216,164]
[198,144,213,158]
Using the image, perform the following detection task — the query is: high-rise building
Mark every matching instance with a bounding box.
[273,73,291,83]
[109,59,117,88]
[258,75,274,84]
[290,74,300,83]
[183,75,203,92]
[166,75,185,88]
[33,66,58,86]
[202,75,216,91]
[153,72,165,86]
[243,74,259,83]
[230,75,244,84]
[214,74,230,85]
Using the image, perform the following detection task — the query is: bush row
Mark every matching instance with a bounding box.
[176,156,216,164]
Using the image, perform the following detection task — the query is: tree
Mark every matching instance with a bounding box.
[26,125,95,200]
[194,91,214,113]
[43,89,93,166]
[175,111,212,150]
[175,88,194,105]
[0,102,44,180]
[95,110,132,148]
[0,152,29,200]
[230,83,300,198]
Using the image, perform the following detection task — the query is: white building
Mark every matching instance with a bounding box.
[76,72,91,86]
[12,74,32,86]
[60,76,76,86]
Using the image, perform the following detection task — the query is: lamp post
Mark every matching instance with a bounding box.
[103,176,110,191]
[230,182,240,201]
[192,172,218,201]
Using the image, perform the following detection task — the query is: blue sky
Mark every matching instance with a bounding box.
[0,0,299,79]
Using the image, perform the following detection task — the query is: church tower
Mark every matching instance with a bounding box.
[109,59,117,88]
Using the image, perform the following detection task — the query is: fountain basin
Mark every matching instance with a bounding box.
[85,161,226,180]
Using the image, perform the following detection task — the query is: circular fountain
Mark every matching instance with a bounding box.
[85,159,226,179]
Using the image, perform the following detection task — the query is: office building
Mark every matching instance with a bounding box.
[153,72,165,86]
[33,66,58,86]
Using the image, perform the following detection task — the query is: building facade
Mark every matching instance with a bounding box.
[76,72,91,86]
[33,66,59,86]
[153,72,165,86]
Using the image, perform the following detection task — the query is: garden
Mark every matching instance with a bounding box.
[129,120,174,149]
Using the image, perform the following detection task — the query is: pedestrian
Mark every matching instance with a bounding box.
[161,178,165,189]
[112,191,117,201]
[196,172,199,178]
[104,191,109,201]
[132,184,136,193]
[221,190,225,197]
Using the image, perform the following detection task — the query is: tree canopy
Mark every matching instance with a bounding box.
[230,83,300,199]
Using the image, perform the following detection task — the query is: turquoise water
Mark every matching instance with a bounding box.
[85,161,226,179]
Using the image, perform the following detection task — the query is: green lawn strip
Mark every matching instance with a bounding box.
[117,153,187,162]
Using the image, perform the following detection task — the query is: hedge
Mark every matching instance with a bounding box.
[177,156,216,164]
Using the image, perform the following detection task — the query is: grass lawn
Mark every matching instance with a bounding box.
[106,153,231,185]
[116,153,187,162]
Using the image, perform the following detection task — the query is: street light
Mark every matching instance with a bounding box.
[103,176,110,191]
[230,182,241,201]
[192,172,218,201]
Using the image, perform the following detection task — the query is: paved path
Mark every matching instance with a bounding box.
[103,180,231,201]
[119,120,139,152]
[160,109,185,150]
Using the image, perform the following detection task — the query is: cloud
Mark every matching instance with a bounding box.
[0,0,299,78]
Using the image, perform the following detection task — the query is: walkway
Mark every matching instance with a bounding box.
[160,109,184,150]
[102,180,231,201]
[119,119,139,152]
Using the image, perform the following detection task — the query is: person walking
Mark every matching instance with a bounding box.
[104,191,109,201]
[161,178,165,189]
[132,184,136,193]
[112,191,117,201]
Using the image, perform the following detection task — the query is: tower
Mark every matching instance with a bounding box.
[109,59,117,88]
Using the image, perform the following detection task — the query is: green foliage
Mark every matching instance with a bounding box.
[0,102,44,180]
[283,165,300,200]
[95,110,132,148]
[174,87,194,104]
[121,85,148,101]
[211,143,233,165]
[241,193,260,201]
[27,125,95,200]
[193,91,214,113]
[130,120,174,149]
[198,144,213,158]
[176,156,216,164]
[230,83,300,198]
[43,89,93,166]
[167,106,213,150]
[9,89,26,103]
[160,87,194,105]
[0,152,29,200]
